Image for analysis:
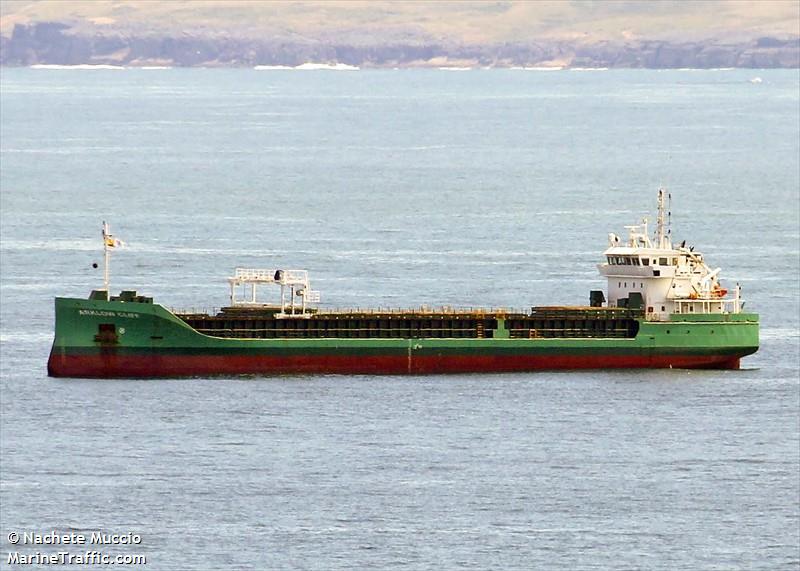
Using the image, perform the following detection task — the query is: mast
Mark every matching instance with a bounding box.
[102,221,111,292]
[655,188,670,249]
[101,222,123,292]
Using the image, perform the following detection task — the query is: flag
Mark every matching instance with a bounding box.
[102,221,124,249]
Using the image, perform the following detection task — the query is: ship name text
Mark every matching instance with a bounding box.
[78,309,140,319]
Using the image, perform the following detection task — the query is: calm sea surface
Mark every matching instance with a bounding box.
[1,68,798,569]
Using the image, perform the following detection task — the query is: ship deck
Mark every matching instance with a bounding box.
[176,306,642,340]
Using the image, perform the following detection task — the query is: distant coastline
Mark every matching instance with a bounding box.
[2,23,798,69]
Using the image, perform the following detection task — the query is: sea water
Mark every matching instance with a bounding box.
[1,68,798,569]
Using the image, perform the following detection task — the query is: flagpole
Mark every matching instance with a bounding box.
[103,221,110,292]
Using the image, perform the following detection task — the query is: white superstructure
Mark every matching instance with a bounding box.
[598,189,743,321]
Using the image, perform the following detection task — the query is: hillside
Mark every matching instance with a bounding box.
[1,1,798,68]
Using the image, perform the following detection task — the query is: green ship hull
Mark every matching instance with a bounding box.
[47,296,759,378]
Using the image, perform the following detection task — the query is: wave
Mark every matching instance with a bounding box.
[438,66,472,71]
[0,332,53,344]
[253,63,360,71]
[30,64,125,70]
[569,67,609,71]
[668,67,737,71]
[0,239,97,251]
[510,66,564,71]
[1,146,131,154]
[759,328,800,340]
[31,64,172,70]
[294,62,359,71]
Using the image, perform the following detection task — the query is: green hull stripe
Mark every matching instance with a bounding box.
[51,297,759,358]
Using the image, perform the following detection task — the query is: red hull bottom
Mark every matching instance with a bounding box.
[48,352,742,378]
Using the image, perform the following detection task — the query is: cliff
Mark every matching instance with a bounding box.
[1,1,798,68]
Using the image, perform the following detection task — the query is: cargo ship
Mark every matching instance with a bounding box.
[48,191,758,378]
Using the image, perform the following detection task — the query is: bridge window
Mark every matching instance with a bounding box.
[659,257,667,265]
[642,258,649,266]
